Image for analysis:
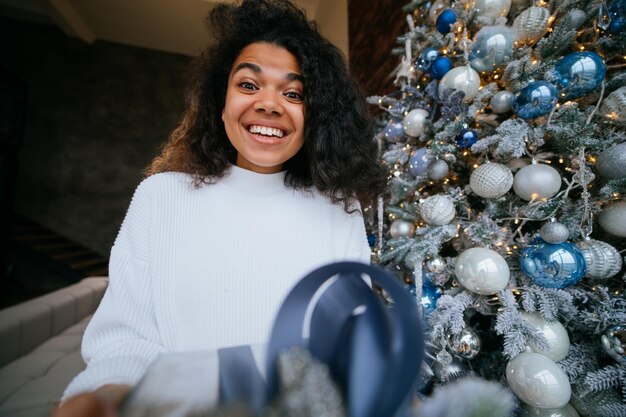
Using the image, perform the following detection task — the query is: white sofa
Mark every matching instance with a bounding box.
[0,277,108,417]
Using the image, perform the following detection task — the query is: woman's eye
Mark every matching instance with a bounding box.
[285,91,303,101]
[239,82,257,90]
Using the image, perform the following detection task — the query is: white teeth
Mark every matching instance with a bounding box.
[248,125,285,138]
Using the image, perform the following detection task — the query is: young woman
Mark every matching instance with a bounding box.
[55,0,384,414]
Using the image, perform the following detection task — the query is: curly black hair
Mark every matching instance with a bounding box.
[147,0,385,208]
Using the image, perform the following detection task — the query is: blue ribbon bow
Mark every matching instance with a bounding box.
[219,261,424,417]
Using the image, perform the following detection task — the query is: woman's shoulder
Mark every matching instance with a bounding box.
[137,172,196,192]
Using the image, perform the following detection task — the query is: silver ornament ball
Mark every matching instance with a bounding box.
[439,65,481,102]
[426,256,446,273]
[506,352,572,408]
[419,195,456,226]
[449,328,482,359]
[402,108,429,137]
[389,219,415,238]
[521,312,570,362]
[427,159,449,180]
[491,90,515,113]
[455,247,510,295]
[595,142,626,180]
[469,26,516,73]
[598,201,626,237]
[513,163,562,201]
[600,86,626,125]
[473,0,512,18]
[539,222,570,244]
[568,9,587,29]
[513,6,551,44]
[601,324,626,365]
[576,239,623,279]
[470,162,514,198]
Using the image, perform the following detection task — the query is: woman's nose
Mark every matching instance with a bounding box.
[253,91,283,115]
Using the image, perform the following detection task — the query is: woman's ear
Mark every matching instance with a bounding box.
[221,110,225,122]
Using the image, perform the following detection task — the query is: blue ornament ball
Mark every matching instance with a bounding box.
[417,47,440,71]
[436,9,457,34]
[409,281,442,317]
[513,81,558,119]
[608,0,626,33]
[429,56,453,79]
[456,129,478,149]
[409,148,430,176]
[383,120,405,143]
[553,52,606,100]
[519,238,586,288]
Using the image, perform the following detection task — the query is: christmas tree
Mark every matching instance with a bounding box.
[366,0,626,415]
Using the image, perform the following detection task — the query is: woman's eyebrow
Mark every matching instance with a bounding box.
[232,62,303,82]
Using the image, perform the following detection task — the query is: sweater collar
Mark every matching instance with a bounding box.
[223,165,288,195]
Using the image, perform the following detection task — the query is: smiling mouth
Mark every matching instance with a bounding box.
[247,124,286,138]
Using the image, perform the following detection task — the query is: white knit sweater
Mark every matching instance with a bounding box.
[63,166,370,398]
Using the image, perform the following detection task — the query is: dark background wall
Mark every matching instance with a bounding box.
[2,17,189,256]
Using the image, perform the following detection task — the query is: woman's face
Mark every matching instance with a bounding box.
[222,42,305,174]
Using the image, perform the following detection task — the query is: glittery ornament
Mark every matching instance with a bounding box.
[449,328,482,359]
[389,219,416,238]
[520,239,586,288]
[455,247,510,295]
[409,148,430,176]
[596,142,626,179]
[553,52,606,100]
[427,159,449,180]
[576,239,623,279]
[429,56,453,79]
[513,81,558,119]
[426,256,446,273]
[506,352,572,408]
[439,66,481,101]
[403,108,429,137]
[600,86,626,125]
[490,90,515,113]
[383,120,405,143]
[539,221,570,244]
[436,9,457,34]
[456,129,478,149]
[419,195,456,225]
[469,162,514,198]
[601,324,626,365]
[513,6,551,44]
[469,26,515,73]
[521,312,570,362]
[473,0,512,18]
[519,403,580,417]
[569,9,587,29]
[417,47,440,71]
[513,163,562,201]
[598,201,626,237]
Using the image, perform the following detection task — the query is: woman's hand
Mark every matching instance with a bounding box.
[51,384,131,417]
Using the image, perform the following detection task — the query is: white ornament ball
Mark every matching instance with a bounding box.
[513,163,562,201]
[600,86,626,126]
[519,403,580,417]
[402,108,429,137]
[491,90,515,113]
[473,0,512,18]
[419,195,456,226]
[389,219,416,239]
[470,162,514,198]
[576,239,623,279]
[539,222,570,244]
[595,142,626,180]
[427,159,449,180]
[521,312,570,362]
[513,6,551,44]
[455,247,510,295]
[438,66,481,102]
[598,201,626,237]
[506,352,571,409]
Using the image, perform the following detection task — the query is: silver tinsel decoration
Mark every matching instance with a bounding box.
[576,239,623,279]
[539,221,570,244]
[469,162,514,198]
[595,142,626,180]
[512,6,551,44]
[600,86,626,126]
[419,195,456,225]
